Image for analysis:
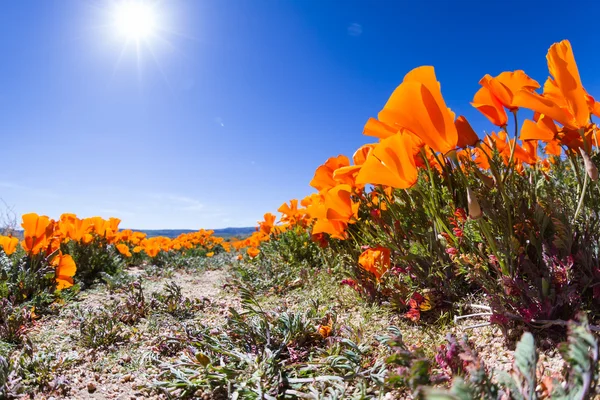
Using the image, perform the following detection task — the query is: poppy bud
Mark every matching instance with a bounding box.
[579,148,598,181]
[474,168,495,188]
[467,187,482,219]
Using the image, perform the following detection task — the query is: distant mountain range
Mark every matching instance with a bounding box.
[9,227,257,240]
[139,227,256,239]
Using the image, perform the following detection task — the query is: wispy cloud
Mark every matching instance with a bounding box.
[347,23,363,37]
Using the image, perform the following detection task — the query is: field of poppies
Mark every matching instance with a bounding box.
[2,39,600,398]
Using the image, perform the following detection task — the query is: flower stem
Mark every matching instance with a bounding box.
[572,169,589,223]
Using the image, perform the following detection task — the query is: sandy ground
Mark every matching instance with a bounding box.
[30,267,235,400]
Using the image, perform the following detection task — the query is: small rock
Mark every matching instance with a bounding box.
[94,373,101,381]
[121,374,133,383]
[87,382,97,393]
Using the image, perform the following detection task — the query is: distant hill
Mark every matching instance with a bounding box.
[9,227,257,240]
[139,227,256,239]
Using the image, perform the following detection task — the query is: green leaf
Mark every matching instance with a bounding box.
[513,332,538,400]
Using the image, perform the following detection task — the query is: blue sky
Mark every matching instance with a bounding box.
[1,0,599,229]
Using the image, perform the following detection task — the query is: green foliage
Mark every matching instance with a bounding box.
[150,281,206,320]
[120,281,148,324]
[422,315,599,399]
[384,326,444,391]
[153,289,342,399]
[345,146,600,324]
[63,237,124,286]
[100,268,137,294]
[0,343,74,398]
[15,348,74,397]
[0,251,57,305]
[235,227,337,295]
[0,299,33,344]
[551,317,599,399]
[77,306,131,349]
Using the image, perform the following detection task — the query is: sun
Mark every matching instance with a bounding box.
[113,1,158,41]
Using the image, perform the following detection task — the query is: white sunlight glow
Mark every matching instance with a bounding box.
[113,1,157,41]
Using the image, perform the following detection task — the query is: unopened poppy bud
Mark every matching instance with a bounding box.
[580,148,598,181]
[467,187,482,219]
[474,168,495,188]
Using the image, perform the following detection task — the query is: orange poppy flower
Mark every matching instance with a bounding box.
[513,40,589,130]
[358,246,391,281]
[352,144,376,165]
[82,233,94,245]
[378,66,458,154]
[0,236,19,255]
[472,70,540,127]
[58,213,78,240]
[355,133,419,189]
[323,184,359,223]
[472,82,507,127]
[247,247,260,258]
[301,193,321,208]
[311,218,347,240]
[145,244,160,258]
[21,213,54,255]
[454,116,480,148]
[332,165,363,188]
[51,253,77,290]
[258,212,277,235]
[309,155,350,192]
[105,217,121,242]
[363,118,397,140]
[116,243,132,258]
[520,117,556,143]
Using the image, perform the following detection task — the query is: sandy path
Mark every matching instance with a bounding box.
[29,267,232,400]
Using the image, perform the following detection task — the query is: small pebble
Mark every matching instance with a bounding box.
[87,382,97,393]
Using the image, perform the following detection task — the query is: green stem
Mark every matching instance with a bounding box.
[502,110,519,185]
[572,170,589,223]
[568,151,583,190]
[478,218,506,275]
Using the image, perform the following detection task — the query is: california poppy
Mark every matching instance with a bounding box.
[513,40,589,130]
[454,116,480,148]
[309,155,350,192]
[472,70,540,127]
[247,247,260,258]
[116,243,132,258]
[258,212,277,235]
[323,184,359,223]
[0,236,18,255]
[355,133,419,189]
[358,246,391,281]
[21,213,53,255]
[378,66,458,154]
[352,144,376,165]
[51,253,77,290]
[363,118,397,140]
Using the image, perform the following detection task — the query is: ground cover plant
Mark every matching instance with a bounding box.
[1,39,600,398]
